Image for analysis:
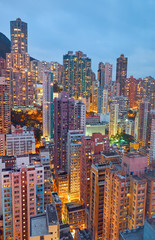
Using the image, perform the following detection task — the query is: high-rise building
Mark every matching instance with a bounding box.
[149,119,155,164]
[74,100,86,132]
[105,62,112,90]
[39,148,53,209]
[98,62,112,91]
[63,51,91,98]
[103,167,130,240]
[122,152,148,176]
[116,54,128,96]
[52,192,62,222]
[10,18,27,53]
[143,76,155,110]
[0,57,6,76]
[98,62,105,87]
[128,175,147,229]
[0,134,5,156]
[6,131,35,156]
[2,165,44,240]
[102,89,108,114]
[109,103,119,136]
[145,170,155,218]
[43,71,53,140]
[29,204,60,240]
[67,130,84,201]
[54,91,75,171]
[125,76,138,108]
[55,170,69,202]
[80,136,92,206]
[91,79,98,112]
[110,95,129,120]
[0,77,11,134]
[3,18,35,107]
[97,85,103,113]
[50,61,63,84]
[65,202,86,231]
[138,100,151,147]
[80,134,109,206]
[89,163,109,240]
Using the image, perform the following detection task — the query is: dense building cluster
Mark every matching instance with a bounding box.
[0,18,155,240]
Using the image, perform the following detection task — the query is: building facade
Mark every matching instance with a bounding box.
[2,165,44,240]
[0,77,11,135]
[116,54,128,96]
[6,131,35,156]
[54,91,75,171]
[43,71,53,140]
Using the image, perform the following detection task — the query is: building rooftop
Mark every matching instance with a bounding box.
[46,204,59,225]
[57,170,68,176]
[119,226,144,240]
[30,214,48,237]
[66,202,84,212]
[146,217,155,229]
[102,151,120,157]
[52,192,62,204]
[93,162,110,169]
[132,175,142,181]
[60,223,73,239]
[145,170,155,179]
[125,152,146,158]
[76,228,92,240]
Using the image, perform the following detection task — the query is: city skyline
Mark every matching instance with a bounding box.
[0,5,155,240]
[0,0,155,79]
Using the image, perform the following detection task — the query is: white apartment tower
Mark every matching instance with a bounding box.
[43,70,53,140]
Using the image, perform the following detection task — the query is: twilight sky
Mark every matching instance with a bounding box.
[0,0,155,79]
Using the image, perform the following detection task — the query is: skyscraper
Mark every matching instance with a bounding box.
[10,18,27,53]
[97,62,105,87]
[103,167,130,240]
[43,71,53,140]
[128,176,147,229]
[0,77,11,134]
[125,76,138,108]
[102,89,108,114]
[91,79,98,112]
[97,62,112,90]
[97,85,104,113]
[80,133,109,207]
[138,99,151,147]
[50,61,63,84]
[109,103,119,136]
[116,54,128,96]
[3,18,35,107]
[89,163,109,240]
[105,62,112,90]
[80,136,92,207]
[0,134,5,156]
[149,119,155,164]
[54,91,75,171]
[63,51,91,99]
[2,165,44,240]
[67,130,84,201]
[110,95,129,120]
[74,100,86,132]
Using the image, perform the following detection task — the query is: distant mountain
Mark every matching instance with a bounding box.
[0,32,36,61]
[0,32,11,59]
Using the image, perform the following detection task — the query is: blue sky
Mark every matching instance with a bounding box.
[0,0,155,79]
